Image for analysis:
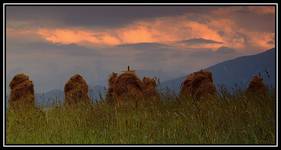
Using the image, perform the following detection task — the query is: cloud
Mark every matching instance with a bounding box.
[37,28,121,46]
[175,38,223,49]
[117,42,172,50]
[34,18,225,49]
[7,6,205,28]
[211,6,275,33]
[177,38,223,45]
[7,40,102,57]
[7,6,275,52]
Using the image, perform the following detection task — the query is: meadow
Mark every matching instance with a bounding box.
[6,89,276,144]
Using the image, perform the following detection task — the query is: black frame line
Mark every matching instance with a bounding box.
[2,3,279,147]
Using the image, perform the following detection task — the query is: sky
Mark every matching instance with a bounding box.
[5,5,276,93]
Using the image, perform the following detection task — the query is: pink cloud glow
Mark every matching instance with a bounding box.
[7,6,274,52]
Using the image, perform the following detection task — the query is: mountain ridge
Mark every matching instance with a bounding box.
[160,48,276,93]
[5,48,276,106]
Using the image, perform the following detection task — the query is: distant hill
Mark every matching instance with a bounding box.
[88,85,107,100]
[35,89,64,107]
[160,48,276,93]
[5,48,276,106]
[137,69,182,83]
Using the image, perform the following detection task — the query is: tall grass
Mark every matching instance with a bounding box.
[6,90,276,144]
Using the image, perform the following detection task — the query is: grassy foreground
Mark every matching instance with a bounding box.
[6,91,276,144]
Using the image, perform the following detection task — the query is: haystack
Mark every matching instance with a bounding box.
[142,77,159,99]
[106,66,161,105]
[64,74,90,105]
[9,73,35,109]
[180,70,217,99]
[246,75,267,95]
[112,71,144,99]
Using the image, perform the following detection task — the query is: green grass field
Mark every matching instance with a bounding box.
[6,90,276,144]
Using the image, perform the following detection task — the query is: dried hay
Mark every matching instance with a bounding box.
[142,77,160,100]
[246,75,268,95]
[9,73,35,109]
[106,67,160,105]
[112,71,144,99]
[180,70,217,99]
[64,74,90,105]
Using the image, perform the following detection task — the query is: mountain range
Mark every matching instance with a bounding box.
[5,48,276,107]
[160,48,276,93]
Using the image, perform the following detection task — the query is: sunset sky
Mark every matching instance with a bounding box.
[6,5,276,92]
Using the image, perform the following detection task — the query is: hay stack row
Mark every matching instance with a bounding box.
[8,68,268,108]
[179,70,268,99]
[8,74,91,109]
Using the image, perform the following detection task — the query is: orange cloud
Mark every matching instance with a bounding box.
[37,28,121,46]
[207,17,275,50]
[207,18,247,49]
[118,24,157,43]
[185,21,223,42]
[247,32,275,50]
[36,16,225,50]
[24,8,273,52]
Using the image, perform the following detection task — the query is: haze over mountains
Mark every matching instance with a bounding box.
[160,48,276,93]
[5,48,276,107]
[37,48,278,106]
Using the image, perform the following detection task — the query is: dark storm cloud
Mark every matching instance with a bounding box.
[235,11,274,33]
[212,6,275,33]
[6,6,216,28]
